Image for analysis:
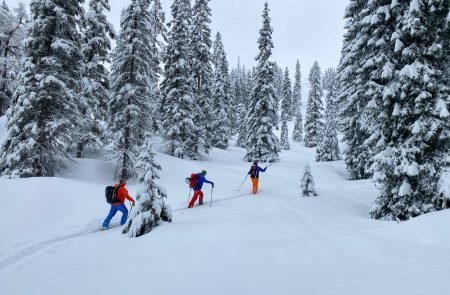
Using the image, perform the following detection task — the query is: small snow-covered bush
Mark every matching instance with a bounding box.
[301,163,317,197]
[122,139,172,238]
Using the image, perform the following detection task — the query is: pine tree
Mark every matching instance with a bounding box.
[236,68,254,147]
[211,32,232,149]
[292,109,303,143]
[304,61,324,148]
[75,0,115,158]
[336,0,375,180]
[370,0,450,221]
[149,0,168,134]
[244,2,280,162]
[280,120,290,150]
[122,138,172,238]
[316,70,340,162]
[273,62,283,117]
[109,0,156,179]
[322,67,336,91]
[0,0,84,178]
[292,60,303,142]
[161,0,200,160]
[301,163,317,197]
[0,1,27,116]
[292,60,302,112]
[281,67,293,121]
[191,0,213,152]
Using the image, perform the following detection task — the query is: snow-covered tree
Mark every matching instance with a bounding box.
[0,0,83,178]
[109,0,156,179]
[243,2,280,162]
[0,1,27,116]
[148,0,168,133]
[211,31,232,149]
[316,71,340,162]
[336,0,375,180]
[191,0,213,152]
[292,60,303,142]
[75,0,115,158]
[122,138,172,238]
[281,67,293,121]
[292,60,302,112]
[161,0,201,160]
[292,109,303,143]
[370,0,450,221]
[301,163,317,197]
[304,61,324,148]
[273,62,283,116]
[322,67,336,91]
[236,68,255,147]
[280,120,290,150]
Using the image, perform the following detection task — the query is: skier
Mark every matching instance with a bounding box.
[102,179,135,230]
[248,162,268,194]
[188,170,214,208]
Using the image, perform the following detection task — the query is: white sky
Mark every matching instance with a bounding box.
[6,0,349,77]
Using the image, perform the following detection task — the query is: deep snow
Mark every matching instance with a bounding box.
[1,117,449,295]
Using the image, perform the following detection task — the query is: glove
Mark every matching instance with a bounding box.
[211,182,215,188]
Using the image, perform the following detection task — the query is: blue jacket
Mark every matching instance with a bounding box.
[194,174,213,191]
[248,165,267,179]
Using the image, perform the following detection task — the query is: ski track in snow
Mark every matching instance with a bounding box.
[0,191,252,270]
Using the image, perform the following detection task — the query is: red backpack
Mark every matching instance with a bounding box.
[188,173,199,189]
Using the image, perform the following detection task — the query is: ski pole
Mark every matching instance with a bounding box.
[210,187,214,208]
[265,163,274,169]
[237,174,249,191]
[187,188,192,207]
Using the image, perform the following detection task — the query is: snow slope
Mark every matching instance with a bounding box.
[1,124,450,294]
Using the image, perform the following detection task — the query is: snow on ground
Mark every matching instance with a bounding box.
[1,120,450,295]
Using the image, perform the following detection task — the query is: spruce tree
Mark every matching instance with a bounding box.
[304,61,324,148]
[273,62,283,117]
[322,67,336,91]
[292,60,303,142]
[0,1,27,116]
[281,67,293,121]
[280,120,290,150]
[161,0,200,160]
[301,163,317,197]
[236,68,255,148]
[336,0,375,180]
[109,0,156,179]
[0,0,84,178]
[122,138,172,238]
[316,71,340,162]
[292,110,303,143]
[243,2,280,162]
[292,60,302,112]
[191,0,213,152]
[211,32,232,149]
[149,0,168,134]
[76,0,115,158]
[370,0,450,221]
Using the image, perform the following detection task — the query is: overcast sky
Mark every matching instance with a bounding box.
[6,0,349,78]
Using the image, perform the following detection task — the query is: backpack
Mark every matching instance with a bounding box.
[250,165,258,178]
[187,173,200,189]
[105,185,122,204]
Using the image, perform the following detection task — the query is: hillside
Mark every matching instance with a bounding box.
[1,117,449,295]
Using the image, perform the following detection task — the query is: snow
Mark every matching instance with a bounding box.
[0,116,6,145]
[1,123,450,295]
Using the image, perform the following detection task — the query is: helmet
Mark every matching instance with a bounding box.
[201,170,207,175]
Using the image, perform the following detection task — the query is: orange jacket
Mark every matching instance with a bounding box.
[113,184,135,205]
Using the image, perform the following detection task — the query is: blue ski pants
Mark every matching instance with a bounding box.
[102,204,128,228]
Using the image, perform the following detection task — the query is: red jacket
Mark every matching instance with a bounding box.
[113,184,135,205]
